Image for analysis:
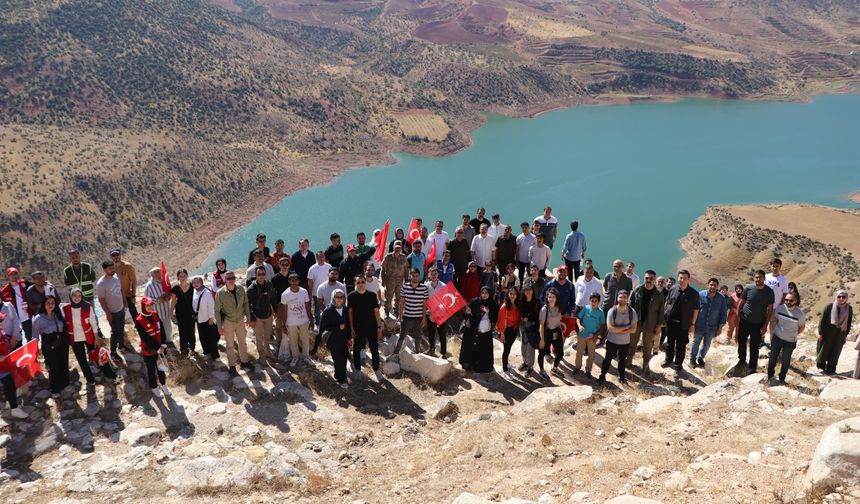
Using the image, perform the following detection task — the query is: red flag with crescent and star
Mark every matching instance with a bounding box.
[5,339,42,388]
[424,239,436,271]
[428,282,466,326]
[374,219,390,263]
[560,316,577,339]
[160,262,172,294]
[406,218,420,245]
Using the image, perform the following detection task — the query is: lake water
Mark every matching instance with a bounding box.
[207,93,860,278]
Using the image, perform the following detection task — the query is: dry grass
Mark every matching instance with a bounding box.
[507,13,593,39]
[304,471,332,495]
[394,111,450,142]
[168,356,209,386]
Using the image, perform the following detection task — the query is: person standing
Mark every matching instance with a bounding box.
[111,248,138,319]
[455,215,476,246]
[535,207,558,249]
[406,240,427,282]
[210,258,229,294]
[325,233,345,270]
[470,224,494,270]
[381,242,408,318]
[625,262,640,290]
[32,295,69,397]
[245,249,275,284]
[423,268,448,358]
[447,228,471,287]
[191,276,219,361]
[170,269,197,356]
[355,232,373,256]
[627,270,664,369]
[26,271,57,321]
[817,290,852,375]
[538,288,563,379]
[348,275,384,381]
[319,289,350,388]
[459,262,481,303]
[764,258,789,340]
[515,222,536,282]
[63,288,116,385]
[0,311,28,418]
[437,250,455,284]
[469,208,490,237]
[340,243,375,292]
[280,273,314,366]
[290,239,314,291]
[388,228,406,253]
[662,270,699,373]
[522,264,546,299]
[497,287,521,374]
[269,239,289,270]
[735,270,774,374]
[460,287,498,373]
[599,291,637,385]
[134,297,171,398]
[247,233,270,266]
[1,299,22,349]
[561,221,586,280]
[487,214,504,243]
[314,267,346,356]
[575,293,605,377]
[271,257,292,351]
[574,265,604,313]
[214,272,253,377]
[499,263,521,303]
[428,221,449,263]
[528,234,552,278]
[725,284,743,342]
[479,261,499,299]
[307,251,332,326]
[494,225,517,275]
[768,292,805,384]
[63,249,97,303]
[362,263,382,305]
[689,278,727,368]
[602,260,633,314]
[144,267,173,345]
[2,267,31,341]
[517,284,540,376]
[395,269,429,354]
[96,260,128,360]
[247,266,276,362]
[540,265,575,319]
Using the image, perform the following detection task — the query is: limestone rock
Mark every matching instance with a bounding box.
[663,471,690,490]
[205,403,227,415]
[820,380,860,401]
[399,348,452,384]
[120,423,161,447]
[163,455,256,490]
[604,497,664,504]
[382,360,401,376]
[635,396,681,415]
[806,416,860,492]
[511,386,593,415]
[273,381,313,402]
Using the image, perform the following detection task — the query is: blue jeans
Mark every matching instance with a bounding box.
[689,328,717,362]
[767,335,796,381]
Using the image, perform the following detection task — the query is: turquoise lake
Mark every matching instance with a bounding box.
[207,93,860,278]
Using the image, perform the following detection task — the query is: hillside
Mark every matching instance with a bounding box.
[1,0,860,276]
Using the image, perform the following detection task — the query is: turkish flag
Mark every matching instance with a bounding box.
[160,262,171,294]
[560,316,577,339]
[424,240,436,271]
[428,282,466,326]
[406,218,420,245]
[7,339,42,388]
[374,219,390,263]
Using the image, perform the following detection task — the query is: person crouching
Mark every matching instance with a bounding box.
[135,297,171,398]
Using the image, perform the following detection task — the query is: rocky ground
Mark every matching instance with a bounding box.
[1,320,860,504]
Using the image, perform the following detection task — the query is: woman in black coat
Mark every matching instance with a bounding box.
[320,289,351,388]
[458,287,499,373]
[817,290,853,375]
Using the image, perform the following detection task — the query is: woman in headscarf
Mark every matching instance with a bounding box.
[0,311,28,418]
[319,289,350,388]
[459,261,481,303]
[134,297,171,398]
[460,287,498,373]
[788,282,802,307]
[62,288,116,386]
[388,228,406,253]
[170,269,197,357]
[191,275,219,361]
[144,267,174,345]
[817,290,853,375]
[31,294,69,397]
[210,258,228,294]
[517,283,540,377]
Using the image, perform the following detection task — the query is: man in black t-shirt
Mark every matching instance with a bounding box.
[348,275,384,382]
[248,233,270,266]
[736,269,774,374]
[271,257,292,350]
[661,269,699,373]
[325,233,345,270]
[469,207,491,236]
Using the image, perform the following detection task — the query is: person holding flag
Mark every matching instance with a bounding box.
[405,218,421,246]
[0,311,29,419]
[2,267,32,341]
[144,266,174,345]
[406,240,427,281]
[423,268,449,357]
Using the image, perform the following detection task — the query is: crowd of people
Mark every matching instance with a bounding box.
[1,207,858,420]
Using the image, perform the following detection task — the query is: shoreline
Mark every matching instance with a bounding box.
[162,84,859,273]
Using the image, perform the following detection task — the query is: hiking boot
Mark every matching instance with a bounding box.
[689,360,697,369]
[551,367,564,378]
[539,370,550,380]
[696,357,705,367]
[228,367,240,378]
[517,363,528,372]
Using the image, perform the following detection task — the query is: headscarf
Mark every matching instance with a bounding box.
[831,290,850,331]
[330,289,346,308]
[69,287,89,310]
[191,275,206,292]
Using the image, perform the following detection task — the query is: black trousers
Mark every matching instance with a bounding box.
[425,320,448,356]
[737,319,765,370]
[143,354,166,389]
[664,320,688,369]
[352,327,380,371]
[517,261,529,283]
[126,297,138,319]
[600,341,629,380]
[564,259,582,282]
[1,374,17,408]
[176,317,197,354]
[71,341,116,383]
[502,327,518,371]
[328,334,349,384]
[41,332,70,394]
[197,322,220,358]
[538,330,563,370]
[22,319,32,342]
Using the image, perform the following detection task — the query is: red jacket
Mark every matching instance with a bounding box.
[459,271,480,304]
[134,312,165,356]
[497,304,521,333]
[62,304,96,346]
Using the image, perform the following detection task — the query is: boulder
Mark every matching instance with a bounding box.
[205,403,227,415]
[120,423,161,447]
[664,471,690,490]
[163,455,256,490]
[634,396,681,415]
[805,416,860,492]
[382,360,401,377]
[399,349,452,384]
[604,497,664,504]
[511,386,593,415]
[820,380,860,401]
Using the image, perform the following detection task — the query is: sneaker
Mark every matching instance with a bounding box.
[778,378,786,386]
[10,407,28,419]
[619,378,629,385]
[240,361,254,371]
[517,363,528,372]
[551,367,564,378]
[339,382,349,389]
[290,358,299,367]
[161,384,172,396]
[374,370,385,382]
[152,387,163,399]
[303,357,315,366]
[696,357,705,367]
[228,367,240,378]
[689,360,697,369]
[539,370,550,380]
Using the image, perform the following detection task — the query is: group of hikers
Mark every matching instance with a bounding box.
[1,206,858,420]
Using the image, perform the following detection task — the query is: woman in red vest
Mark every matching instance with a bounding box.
[0,312,28,419]
[134,297,171,398]
[62,288,116,386]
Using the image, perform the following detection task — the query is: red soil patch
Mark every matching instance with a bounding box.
[466,3,507,24]
[414,3,511,44]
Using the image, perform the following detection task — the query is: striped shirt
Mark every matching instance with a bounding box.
[400,281,429,318]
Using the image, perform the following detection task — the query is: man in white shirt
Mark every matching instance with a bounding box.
[535,207,558,249]
[428,220,449,262]
[764,257,789,340]
[362,263,382,304]
[487,213,505,243]
[515,222,536,282]
[529,233,552,278]
[307,251,332,327]
[575,265,605,311]
[245,249,274,284]
[280,273,314,366]
[470,223,495,268]
[626,261,640,290]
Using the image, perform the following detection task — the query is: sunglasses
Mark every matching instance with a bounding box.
[356,280,366,284]
[226,277,236,281]
[837,295,847,299]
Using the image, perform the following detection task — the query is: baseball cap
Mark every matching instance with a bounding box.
[557,265,567,272]
[140,296,155,306]
[110,248,121,256]
[346,244,356,252]
[5,267,18,276]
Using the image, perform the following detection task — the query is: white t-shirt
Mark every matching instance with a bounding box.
[281,288,310,326]
[364,276,380,294]
[307,263,332,293]
[627,272,640,290]
[764,273,788,308]
[428,231,449,261]
[487,224,504,243]
[471,234,494,267]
